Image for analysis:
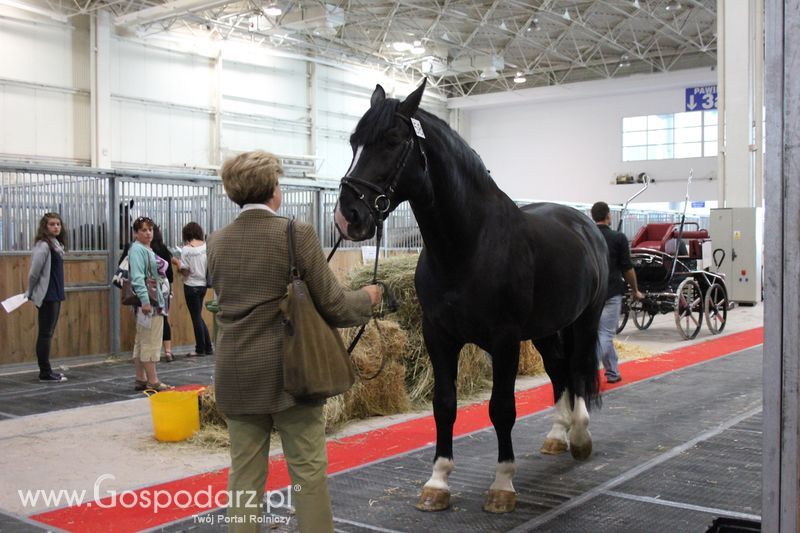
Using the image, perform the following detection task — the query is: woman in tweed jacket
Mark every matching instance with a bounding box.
[209,150,381,533]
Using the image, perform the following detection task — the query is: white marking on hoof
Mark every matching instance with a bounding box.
[422,457,455,491]
[568,396,592,460]
[489,461,516,493]
[542,390,570,453]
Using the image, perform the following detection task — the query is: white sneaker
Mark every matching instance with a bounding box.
[39,372,68,382]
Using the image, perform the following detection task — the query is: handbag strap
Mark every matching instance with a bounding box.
[287,219,301,282]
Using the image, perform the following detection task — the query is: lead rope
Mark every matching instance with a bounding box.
[327,215,390,381]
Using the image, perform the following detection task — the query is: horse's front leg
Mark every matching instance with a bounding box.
[416,319,462,512]
[484,340,521,513]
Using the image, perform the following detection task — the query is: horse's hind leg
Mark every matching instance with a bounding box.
[484,338,521,513]
[417,318,462,512]
[565,311,602,461]
[535,335,570,455]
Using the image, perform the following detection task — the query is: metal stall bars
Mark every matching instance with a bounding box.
[0,165,109,253]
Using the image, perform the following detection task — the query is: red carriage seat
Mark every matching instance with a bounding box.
[671,228,709,259]
[630,223,675,251]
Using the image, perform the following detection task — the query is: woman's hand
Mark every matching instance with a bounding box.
[141,303,153,315]
[363,284,382,306]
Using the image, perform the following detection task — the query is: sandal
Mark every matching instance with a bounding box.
[146,381,173,392]
[163,352,174,363]
[134,380,148,391]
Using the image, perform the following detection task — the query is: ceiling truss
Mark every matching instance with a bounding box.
[34,0,717,97]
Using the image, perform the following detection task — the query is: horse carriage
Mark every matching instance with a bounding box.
[615,176,729,340]
[616,221,729,339]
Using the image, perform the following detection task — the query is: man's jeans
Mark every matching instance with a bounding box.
[596,295,622,379]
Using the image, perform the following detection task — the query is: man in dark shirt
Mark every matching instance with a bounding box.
[591,202,644,383]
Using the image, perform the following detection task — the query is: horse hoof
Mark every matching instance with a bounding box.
[483,489,516,513]
[416,487,450,512]
[570,439,593,460]
[540,438,568,455]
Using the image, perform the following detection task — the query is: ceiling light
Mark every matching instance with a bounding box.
[562,8,571,20]
[264,2,281,17]
[499,20,507,31]
[618,54,631,68]
[513,72,526,83]
[480,66,498,80]
[392,41,413,52]
[665,0,681,10]
[632,0,640,8]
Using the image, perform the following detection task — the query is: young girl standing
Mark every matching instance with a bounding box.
[27,212,68,382]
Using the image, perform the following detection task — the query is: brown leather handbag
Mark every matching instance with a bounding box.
[280,220,355,401]
[121,252,160,306]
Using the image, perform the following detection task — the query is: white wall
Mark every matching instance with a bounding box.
[0,10,90,164]
[0,12,448,178]
[452,68,718,205]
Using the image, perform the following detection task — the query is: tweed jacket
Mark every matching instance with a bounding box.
[207,210,373,415]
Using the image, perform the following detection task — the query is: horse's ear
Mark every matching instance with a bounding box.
[370,84,386,108]
[398,78,427,117]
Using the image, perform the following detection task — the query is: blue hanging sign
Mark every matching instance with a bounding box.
[685,85,717,112]
[691,201,706,208]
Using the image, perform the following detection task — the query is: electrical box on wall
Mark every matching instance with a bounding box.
[708,208,763,304]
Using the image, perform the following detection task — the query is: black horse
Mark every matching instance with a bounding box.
[335,80,608,514]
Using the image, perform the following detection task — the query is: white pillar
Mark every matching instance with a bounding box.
[89,11,112,168]
[716,0,764,208]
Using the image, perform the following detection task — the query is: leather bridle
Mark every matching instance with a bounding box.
[338,112,428,234]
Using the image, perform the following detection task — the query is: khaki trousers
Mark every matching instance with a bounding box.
[225,404,332,533]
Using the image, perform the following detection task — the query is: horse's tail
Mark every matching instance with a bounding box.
[566,302,603,410]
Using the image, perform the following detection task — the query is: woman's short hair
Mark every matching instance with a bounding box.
[182,221,205,243]
[220,151,283,208]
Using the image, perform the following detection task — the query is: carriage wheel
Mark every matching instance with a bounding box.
[704,283,728,334]
[674,278,703,340]
[631,300,655,330]
[616,298,629,334]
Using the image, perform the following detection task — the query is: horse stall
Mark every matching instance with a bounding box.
[0,163,425,365]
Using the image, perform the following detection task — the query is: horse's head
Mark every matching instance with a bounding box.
[335,79,429,241]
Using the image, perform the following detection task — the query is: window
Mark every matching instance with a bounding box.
[622,110,718,162]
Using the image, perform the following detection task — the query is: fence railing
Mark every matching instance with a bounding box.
[1,164,707,256]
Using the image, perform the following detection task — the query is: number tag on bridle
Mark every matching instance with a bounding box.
[410,117,426,139]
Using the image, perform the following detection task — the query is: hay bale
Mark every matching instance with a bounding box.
[326,320,411,431]
[199,385,227,428]
[518,341,544,376]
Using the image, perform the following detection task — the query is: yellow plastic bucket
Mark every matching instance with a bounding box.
[145,390,200,442]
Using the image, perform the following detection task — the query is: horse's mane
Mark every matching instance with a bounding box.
[350,98,496,196]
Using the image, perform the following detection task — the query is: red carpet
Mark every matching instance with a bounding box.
[31,327,763,532]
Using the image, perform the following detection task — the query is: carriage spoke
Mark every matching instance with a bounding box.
[675,278,702,339]
[703,283,728,334]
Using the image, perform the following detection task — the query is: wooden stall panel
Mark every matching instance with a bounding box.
[0,255,110,364]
